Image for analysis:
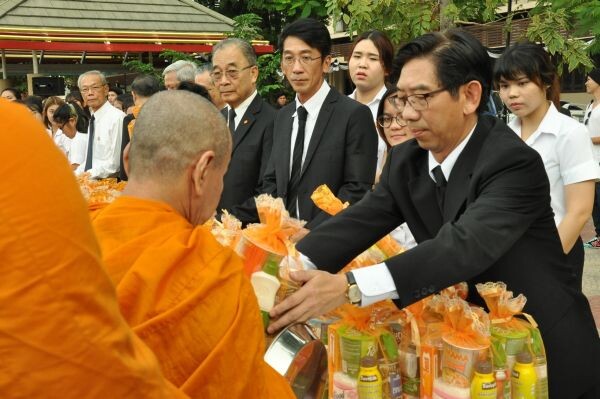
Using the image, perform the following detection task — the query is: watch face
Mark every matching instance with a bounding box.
[348,284,361,304]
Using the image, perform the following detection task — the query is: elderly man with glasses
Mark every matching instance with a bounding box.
[211,38,277,219]
[75,70,125,179]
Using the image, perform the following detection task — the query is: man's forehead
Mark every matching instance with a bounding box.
[82,74,103,84]
[396,59,439,92]
[282,36,316,53]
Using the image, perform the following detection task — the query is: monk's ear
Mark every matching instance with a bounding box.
[123,143,131,177]
[190,151,215,196]
[462,80,482,115]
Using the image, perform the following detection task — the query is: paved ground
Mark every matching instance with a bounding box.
[580,219,600,332]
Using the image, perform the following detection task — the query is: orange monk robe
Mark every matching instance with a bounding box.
[0,99,187,398]
[91,196,295,399]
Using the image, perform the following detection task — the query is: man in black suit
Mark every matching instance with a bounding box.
[211,38,276,214]
[232,18,378,229]
[268,30,600,398]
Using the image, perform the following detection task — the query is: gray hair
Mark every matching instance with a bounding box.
[162,60,197,84]
[128,90,231,181]
[196,63,213,76]
[77,70,107,89]
[212,38,257,66]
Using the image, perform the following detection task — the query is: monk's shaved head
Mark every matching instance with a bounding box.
[128,91,230,182]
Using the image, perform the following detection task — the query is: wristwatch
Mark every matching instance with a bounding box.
[345,271,361,306]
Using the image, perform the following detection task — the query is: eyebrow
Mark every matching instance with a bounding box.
[353,51,380,57]
[397,83,434,93]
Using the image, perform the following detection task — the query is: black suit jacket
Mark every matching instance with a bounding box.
[118,114,134,181]
[297,115,600,398]
[219,95,275,213]
[233,87,378,228]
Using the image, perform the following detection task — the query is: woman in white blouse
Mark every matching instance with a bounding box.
[494,42,600,290]
[52,103,88,171]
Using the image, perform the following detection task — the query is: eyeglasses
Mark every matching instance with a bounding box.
[387,87,447,112]
[210,65,254,81]
[80,85,105,94]
[377,114,407,128]
[281,55,322,66]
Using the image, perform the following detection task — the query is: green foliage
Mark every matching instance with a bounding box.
[549,0,600,55]
[122,60,161,80]
[248,0,328,20]
[256,52,285,98]
[158,50,198,64]
[231,14,264,41]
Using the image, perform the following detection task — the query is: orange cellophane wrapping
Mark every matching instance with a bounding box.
[310,184,349,215]
[210,211,243,250]
[78,173,126,211]
[475,281,527,322]
[432,296,490,350]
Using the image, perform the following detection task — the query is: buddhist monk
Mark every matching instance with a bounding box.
[91,91,294,399]
[0,99,186,398]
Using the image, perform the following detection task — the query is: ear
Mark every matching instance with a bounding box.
[132,91,138,105]
[462,80,482,115]
[322,55,332,74]
[123,142,131,177]
[190,151,216,196]
[251,65,259,85]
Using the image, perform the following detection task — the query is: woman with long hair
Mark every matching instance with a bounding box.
[51,102,89,170]
[494,42,600,290]
[348,30,395,177]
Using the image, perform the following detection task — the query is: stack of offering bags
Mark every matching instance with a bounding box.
[77,172,126,212]
[476,282,548,399]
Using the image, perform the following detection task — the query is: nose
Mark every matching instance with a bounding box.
[401,102,419,122]
[291,59,305,74]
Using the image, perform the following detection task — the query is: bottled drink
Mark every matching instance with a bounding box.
[471,360,497,398]
[357,356,383,399]
[534,355,549,399]
[511,351,536,399]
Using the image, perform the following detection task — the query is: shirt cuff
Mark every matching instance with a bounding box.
[299,253,317,270]
[352,263,399,307]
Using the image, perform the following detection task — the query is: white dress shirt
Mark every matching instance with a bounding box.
[509,103,600,225]
[226,90,258,131]
[76,101,125,178]
[349,85,388,173]
[584,101,600,163]
[53,129,71,156]
[302,125,477,306]
[289,81,331,219]
[69,132,88,167]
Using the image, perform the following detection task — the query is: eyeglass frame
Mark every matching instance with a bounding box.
[79,84,106,94]
[210,65,255,81]
[387,87,448,112]
[377,114,408,128]
[281,54,322,67]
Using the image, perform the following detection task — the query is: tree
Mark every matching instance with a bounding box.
[325,0,596,72]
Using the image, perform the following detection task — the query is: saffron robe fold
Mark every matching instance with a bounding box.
[91,196,294,399]
[0,99,186,398]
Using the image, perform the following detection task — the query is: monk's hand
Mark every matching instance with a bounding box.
[267,270,348,334]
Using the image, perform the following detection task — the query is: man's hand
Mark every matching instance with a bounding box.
[267,270,348,334]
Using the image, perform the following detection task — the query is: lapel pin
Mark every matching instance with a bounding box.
[243,119,248,125]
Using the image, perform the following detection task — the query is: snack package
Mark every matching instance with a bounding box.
[476,282,548,399]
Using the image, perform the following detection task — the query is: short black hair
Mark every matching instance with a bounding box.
[116,93,134,111]
[177,81,211,102]
[53,102,88,132]
[109,86,123,95]
[23,95,43,114]
[391,29,491,114]
[279,18,331,58]
[131,75,160,98]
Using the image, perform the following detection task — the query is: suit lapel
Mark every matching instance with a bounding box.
[408,153,443,236]
[300,89,337,178]
[231,95,261,152]
[443,116,492,221]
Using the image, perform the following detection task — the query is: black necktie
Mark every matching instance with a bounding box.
[228,108,236,134]
[432,165,447,211]
[84,114,95,171]
[286,106,308,218]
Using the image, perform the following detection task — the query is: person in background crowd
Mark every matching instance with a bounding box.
[375,86,416,250]
[195,63,226,110]
[75,70,125,179]
[1,87,19,101]
[43,96,71,156]
[275,91,288,108]
[91,91,294,399]
[268,29,600,399]
[107,86,123,106]
[495,42,600,290]
[0,98,187,399]
[52,103,89,170]
[348,30,395,177]
[162,60,196,90]
[211,38,276,218]
[232,18,378,230]
[177,80,211,100]
[115,93,134,114]
[583,67,600,248]
[23,95,43,123]
[119,74,160,181]
[66,89,90,131]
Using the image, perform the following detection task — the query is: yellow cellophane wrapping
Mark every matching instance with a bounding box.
[77,173,126,211]
[210,210,243,250]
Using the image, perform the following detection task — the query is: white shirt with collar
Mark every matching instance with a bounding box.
[53,129,71,156]
[301,124,477,306]
[69,132,88,167]
[76,101,125,178]
[227,90,258,131]
[349,85,388,174]
[509,102,600,225]
[584,101,600,163]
